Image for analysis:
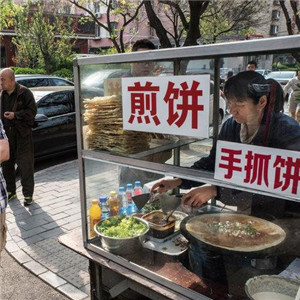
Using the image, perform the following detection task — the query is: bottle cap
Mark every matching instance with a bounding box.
[134,181,141,186]
[92,199,98,204]
[99,196,107,203]
[110,191,116,196]
[126,183,133,188]
[118,186,125,192]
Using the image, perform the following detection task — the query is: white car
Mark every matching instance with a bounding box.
[256,69,271,77]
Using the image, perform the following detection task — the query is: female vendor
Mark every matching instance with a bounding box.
[151,71,300,284]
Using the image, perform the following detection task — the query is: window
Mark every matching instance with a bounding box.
[95,24,101,37]
[273,0,280,5]
[272,10,280,20]
[18,78,50,88]
[95,23,110,38]
[51,79,73,86]
[37,91,74,117]
[270,25,279,35]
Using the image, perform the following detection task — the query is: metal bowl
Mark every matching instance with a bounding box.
[245,275,299,300]
[94,217,149,255]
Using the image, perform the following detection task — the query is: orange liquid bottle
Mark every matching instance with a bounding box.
[89,199,102,238]
[108,191,119,216]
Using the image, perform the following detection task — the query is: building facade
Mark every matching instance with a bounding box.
[0,0,298,69]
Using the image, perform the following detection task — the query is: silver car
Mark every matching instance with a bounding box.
[265,71,296,86]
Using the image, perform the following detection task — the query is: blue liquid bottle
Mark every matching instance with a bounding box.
[99,196,110,220]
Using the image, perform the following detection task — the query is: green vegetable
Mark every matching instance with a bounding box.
[242,224,258,236]
[97,216,148,238]
[143,201,161,213]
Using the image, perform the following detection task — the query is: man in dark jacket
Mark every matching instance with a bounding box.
[0,68,37,206]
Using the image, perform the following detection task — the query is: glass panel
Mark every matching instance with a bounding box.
[77,44,300,299]
[83,158,300,299]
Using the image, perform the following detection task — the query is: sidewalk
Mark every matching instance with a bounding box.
[5,160,90,300]
[4,140,212,300]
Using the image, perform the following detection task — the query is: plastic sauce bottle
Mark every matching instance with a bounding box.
[126,183,134,204]
[99,196,110,220]
[89,199,101,238]
[108,191,119,216]
[134,181,143,195]
[117,187,127,215]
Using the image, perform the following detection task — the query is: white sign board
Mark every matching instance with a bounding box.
[122,75,210,138]
[215,141,300,200]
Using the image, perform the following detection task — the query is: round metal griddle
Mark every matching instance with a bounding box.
[180,212,288,258]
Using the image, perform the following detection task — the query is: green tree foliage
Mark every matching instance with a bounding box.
[0,0,22,31]
[68,0,144,53]
[200,0,268,44]
[12,0,76,74]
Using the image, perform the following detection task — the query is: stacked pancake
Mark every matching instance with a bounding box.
[83,95,150,154]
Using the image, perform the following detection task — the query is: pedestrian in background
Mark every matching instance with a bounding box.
[226,70,233,80]
[246,60,257,71]
[0,68,37,206]
[0,119,9,258]
[284,69,300,121]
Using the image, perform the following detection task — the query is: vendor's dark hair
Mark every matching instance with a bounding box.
[224,71,284,113]
[132,39,155,52]
[247,60,257,68]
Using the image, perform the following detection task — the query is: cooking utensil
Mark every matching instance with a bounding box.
[245,275,299,300]
[180,212,287,258]
[162,207,177,223]
[142,210,176,239]
[157,193,182,213]
[132,193,151,211]
[94,217,149,255]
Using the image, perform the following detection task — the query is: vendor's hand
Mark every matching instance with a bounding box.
[151,178,182,194]
[181,184,217,207]
[4,111,15,120]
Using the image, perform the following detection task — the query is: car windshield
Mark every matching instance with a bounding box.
[82,70,124,88]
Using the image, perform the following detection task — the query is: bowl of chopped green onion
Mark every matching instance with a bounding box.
[95,215,149,255]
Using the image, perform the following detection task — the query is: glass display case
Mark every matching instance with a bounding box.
[74,36,300,299]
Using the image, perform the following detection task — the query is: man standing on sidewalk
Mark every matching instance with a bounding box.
[0,119,9,257]
[0,68,37,206]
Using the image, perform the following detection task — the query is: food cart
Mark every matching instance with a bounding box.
[59,35,300,300]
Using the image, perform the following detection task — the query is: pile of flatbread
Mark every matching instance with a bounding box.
[83,95,150,154]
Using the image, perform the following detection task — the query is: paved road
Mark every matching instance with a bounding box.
[2,140,211,300]
[4,159,89,300]
[1,249,69,300]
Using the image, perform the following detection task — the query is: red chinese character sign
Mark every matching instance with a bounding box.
[215,141,300,201]
[122,75,210,138]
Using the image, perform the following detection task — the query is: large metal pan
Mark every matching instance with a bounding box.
[180,212,287,258]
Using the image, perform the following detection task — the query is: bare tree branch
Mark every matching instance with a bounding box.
[280,0,293,35]
[290,0,300,32]
[159,0,189,30]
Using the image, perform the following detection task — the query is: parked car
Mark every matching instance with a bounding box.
[16,74,74,88]
[265,71,296,101]
[256,69,271,77]
[31,86,76,159]
[81,69,130,98]
[265,71,296,86]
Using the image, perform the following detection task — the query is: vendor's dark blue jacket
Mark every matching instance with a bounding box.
[180,113,300,219]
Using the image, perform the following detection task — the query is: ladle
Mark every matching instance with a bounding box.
[162,207,176,223]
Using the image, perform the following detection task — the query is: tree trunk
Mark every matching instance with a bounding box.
[280,0,300,62]
[183,1,208,46]
[144,1,172,48]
